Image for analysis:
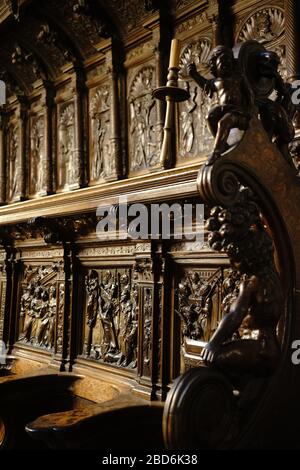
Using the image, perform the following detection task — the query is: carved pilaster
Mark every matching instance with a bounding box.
[71,70,85,190]
[44,84,55,195]
[18,98,28,201]
[100,41,122,181]
[0,111,7,205]
[134,242,165,400]
[285,0,300,129]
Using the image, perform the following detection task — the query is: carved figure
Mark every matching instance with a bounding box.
[202,188,283,383]
[188,46,254,165]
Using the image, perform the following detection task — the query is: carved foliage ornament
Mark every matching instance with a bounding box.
[89,86,112,181]
[237,8,284,45]
[7,123,20,201]
[129,66,160,171]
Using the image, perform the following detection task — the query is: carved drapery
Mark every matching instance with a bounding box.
[57,101,76,191]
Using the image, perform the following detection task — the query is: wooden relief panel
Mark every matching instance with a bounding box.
[236,6,286,76]
[175,267,239,372]
[57,101,77,191]
[83,268,138,369]
[18,263,63,351]
[89,85,112,183]
[128,66,160,172]
[29,113,45,197]
[7,122,20,202]
[178,38,214,160]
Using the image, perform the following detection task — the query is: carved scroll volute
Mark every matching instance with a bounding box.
[0,111,7,205]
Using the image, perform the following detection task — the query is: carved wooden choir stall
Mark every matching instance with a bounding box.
[0,0,299,450]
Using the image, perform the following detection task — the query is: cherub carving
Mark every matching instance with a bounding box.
[188,45,254,165]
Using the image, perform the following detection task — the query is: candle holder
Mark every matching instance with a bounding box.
[153,66,189,169]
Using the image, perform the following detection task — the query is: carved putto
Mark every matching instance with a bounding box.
[84,269,138,369]
[129,66,159,171]
[202,187,283,381]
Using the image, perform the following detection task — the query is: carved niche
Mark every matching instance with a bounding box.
[178,38,214,159]
[57,102,77,190]
[176,268,239,371]
[128,66,160,171]
[83,268,138,369]
[30,114,45,196]
[236,7,286,77]
[7,122,20,202]
[18,264,63,351]
[89,85,112,182]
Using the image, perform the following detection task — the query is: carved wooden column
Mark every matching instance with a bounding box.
[208,0,222,48]
[0,111,7,205]
[134,242,165,400]
[99,40,122,180]
[71,68,85,189]
[0,245,14,346]
[13,97,28,202]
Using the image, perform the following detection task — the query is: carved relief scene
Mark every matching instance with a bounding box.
[128,66,160,171]
[18,264,62,351]
[89,85,112,182]
[57,101,77,191]
[176,267,233,371]
[83,268,138,369]
[178,38,214,159]
[29,114,45,197]
[7,121,21,203]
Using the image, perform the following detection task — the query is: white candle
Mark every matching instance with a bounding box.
[169,39,181,68]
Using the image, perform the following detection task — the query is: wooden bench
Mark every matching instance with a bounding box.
[0,371,81,449]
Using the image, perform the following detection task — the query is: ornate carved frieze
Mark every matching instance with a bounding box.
[128,66,160,171]
[83,268,138,369]
[18,263,63,351]
[89,85,112,182]
[178,38,214,159]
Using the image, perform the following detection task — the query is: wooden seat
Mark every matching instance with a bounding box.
[0,371,81,449]
[26,393,164,450]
